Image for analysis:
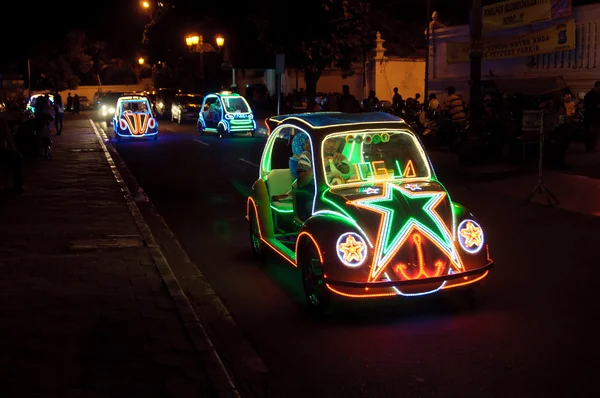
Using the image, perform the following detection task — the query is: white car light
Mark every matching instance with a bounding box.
[108,107,115,114]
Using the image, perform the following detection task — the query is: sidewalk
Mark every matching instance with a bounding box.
[0,117,223,397]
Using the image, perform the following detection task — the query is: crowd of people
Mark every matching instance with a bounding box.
[0,90,70,193]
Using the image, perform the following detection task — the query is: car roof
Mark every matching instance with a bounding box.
[206,91,241,97]
[269,112,409,137]
[118,95,149,100]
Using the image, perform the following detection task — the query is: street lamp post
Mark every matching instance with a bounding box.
[215,35,235,89]
[142,1,150,9]
[185,35,204,80]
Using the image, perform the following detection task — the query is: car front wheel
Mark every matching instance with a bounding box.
[300,240,330,313]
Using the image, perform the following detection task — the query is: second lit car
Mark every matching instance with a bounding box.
[197,91,256,138]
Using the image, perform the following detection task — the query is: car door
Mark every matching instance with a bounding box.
[202,96,218,128]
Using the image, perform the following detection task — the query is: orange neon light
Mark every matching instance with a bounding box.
[338,234,365,263]
[247,196,297,267]
[124,113,150,135]
[295,231,324,264]
[372,160,389,180]
[441,270,489,290]
[395,234,444,280]
[403,160,416,177]
[460,221,483,248]
[326,284,397,298]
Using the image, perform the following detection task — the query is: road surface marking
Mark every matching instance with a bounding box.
[193,139,210,146]
[239,158,259,167]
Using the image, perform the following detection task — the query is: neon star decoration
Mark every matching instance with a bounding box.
[336,232,367,267]
[404,184,422,191]
[349,182,463,282]
[458,219,484,253]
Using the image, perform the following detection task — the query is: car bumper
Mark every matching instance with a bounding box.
[324,261,494,289]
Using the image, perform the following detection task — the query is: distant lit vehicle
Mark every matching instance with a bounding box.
[112,95,158,141]
[247,112,494,312]
[78,96,91,110]
[171,93,203,124]
[98,92,127,124]
[197,91,256,138]
[26,94,54,114]
[155,88,180,119]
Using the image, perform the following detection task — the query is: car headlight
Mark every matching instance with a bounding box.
[108,107,115,114]
[158,102,164,108]
[248,113,254,119]
[336,232,368,267]
[457,219,484,254]
[101,105,107,110]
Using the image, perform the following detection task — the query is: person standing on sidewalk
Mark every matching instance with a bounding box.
[73,94,80,114]
[0,115,24,192]
[583,81,600,152]
[54,91,64,135]
[66,92,73,113]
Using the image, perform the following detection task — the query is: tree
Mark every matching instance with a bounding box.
[30,30,93,91]
[252,0,374,96]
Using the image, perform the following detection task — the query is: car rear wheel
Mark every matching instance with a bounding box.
[249,209,265,261]
[300,241,330,313]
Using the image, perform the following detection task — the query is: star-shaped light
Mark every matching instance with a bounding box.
[404,184,422,191]
[337,233,367,267]
[459,220,483,252]
[349,183,463,282]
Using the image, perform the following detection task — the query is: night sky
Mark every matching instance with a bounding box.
[2,0,598,72]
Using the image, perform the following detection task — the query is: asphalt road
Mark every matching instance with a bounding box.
[102,117,599,397]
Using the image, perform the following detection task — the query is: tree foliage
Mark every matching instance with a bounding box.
[31,31,94,91]
[252,0,374,95]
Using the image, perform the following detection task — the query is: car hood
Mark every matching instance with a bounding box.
[320,181,454,242]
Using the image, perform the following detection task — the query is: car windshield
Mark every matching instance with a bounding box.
[80,96,89,101]
[222,96,250,113]
[177,95,203,105]
[320,130,431,188]
[121,99,150,113]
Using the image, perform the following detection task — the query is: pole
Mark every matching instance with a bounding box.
[424,0,431,100]
[27,59,31,99]
[277,73,281,115]
[469,0,483,137]
[232,68,235,87]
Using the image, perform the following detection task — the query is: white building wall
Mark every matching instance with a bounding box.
[428,4,600,100]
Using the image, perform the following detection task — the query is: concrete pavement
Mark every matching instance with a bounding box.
[0,116,238,397]
[109,119,600,397]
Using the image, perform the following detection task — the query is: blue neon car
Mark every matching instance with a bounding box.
[112,95,158,141]
[197,91,256,138]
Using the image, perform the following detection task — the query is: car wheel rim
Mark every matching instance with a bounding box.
[303,248,325,307]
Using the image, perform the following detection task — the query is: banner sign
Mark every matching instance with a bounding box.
[447,19,575,63]
[483,0,572,32]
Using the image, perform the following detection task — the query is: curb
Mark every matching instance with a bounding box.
[90,120,241,397]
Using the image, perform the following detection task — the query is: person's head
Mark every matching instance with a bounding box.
[369,90,375,98]
[447,86,456,95]
[324,137,342,155]
[429,93,437,100]
[594,81,600,92]
[393,87,398,94]
[68,92,71,96]
[342,85,350,95]
[415,93,421,99]
[291,132,310,155]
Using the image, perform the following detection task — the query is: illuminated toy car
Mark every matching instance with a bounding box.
[112,95,158,141]
[197,91,256,138]
[26,94,54,114]
[247,112,493,312]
